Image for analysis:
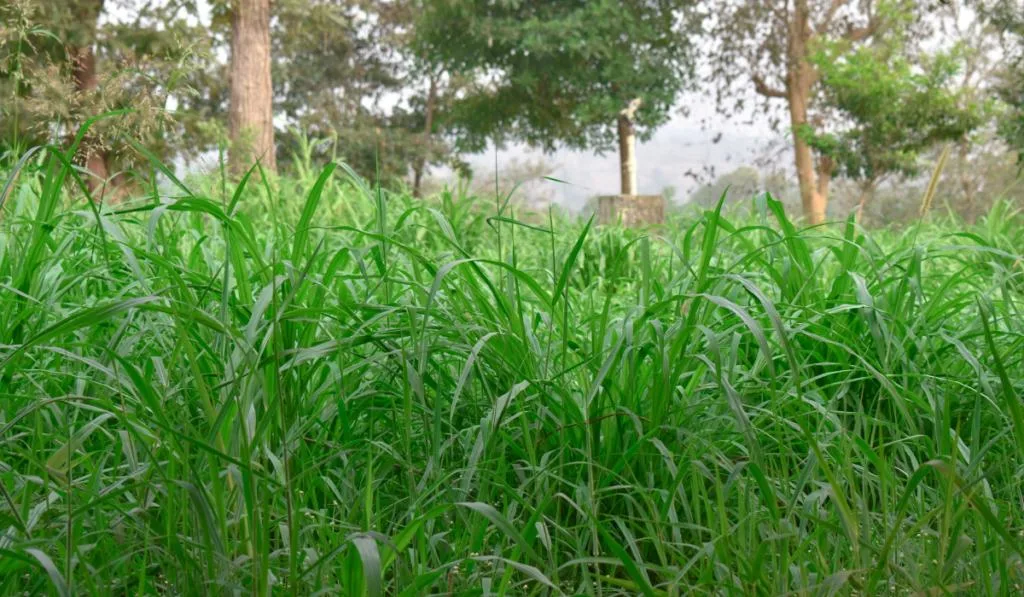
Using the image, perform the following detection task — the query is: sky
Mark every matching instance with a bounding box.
[448,104,780,210]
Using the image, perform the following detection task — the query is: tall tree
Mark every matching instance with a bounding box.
[229,0,275,174]
[399,68,471,196]
[416,0,701,197]
[0,0,108,188]
[412,71,439,197]
[708,0,922,223]
[986,0,1024,159]
[269,0,464,187]
[806,41,982,219]
[1,0,212,194]
[68,0,108,190]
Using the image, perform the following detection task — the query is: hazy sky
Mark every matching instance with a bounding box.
[450,104,780,210]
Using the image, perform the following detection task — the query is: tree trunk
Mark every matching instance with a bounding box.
[816,155,834,205]
[71,45,111,197]
[617,115,636,195]
[70,0,111,200]
[788,89,826,223]
[786,1,827,224]
[411,160,425,199]
[617,98,642,196]
[229,0,276,175]
[413,75,438,198]
[855,181,875,223]
[956,140,976,217]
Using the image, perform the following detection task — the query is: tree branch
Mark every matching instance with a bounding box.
[844,18,880,42]
[844,0,881,42]
[619,97,643,122]
[752,73,787,99]
[817,0,849,34]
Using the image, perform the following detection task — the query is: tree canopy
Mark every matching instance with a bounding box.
[988,0,1024,158]
[0,0,1017,214]
[414,0,701,154]
[0,0,209,168]
[705,0,938,222]
[806,42,982,189]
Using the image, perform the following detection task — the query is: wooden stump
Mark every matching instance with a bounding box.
[597,195,665,227]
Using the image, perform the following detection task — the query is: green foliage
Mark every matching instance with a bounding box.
[1000,76,1024,158]
[989,0,1024,159]
[272,0,403,182]
[706,0,923,126]
[415,0,700,153]
[0,0,217,164]
[807,42,983,185]
[266,0,466,185]
[1,143,1022,594]
[1,0,460,185]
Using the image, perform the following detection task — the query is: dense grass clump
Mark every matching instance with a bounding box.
[1,147,1023,595]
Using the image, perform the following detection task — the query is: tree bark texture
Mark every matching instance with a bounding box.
[618,98,642,196]
[413,75,438,198]
[786,0,827,224]
[229,0,276,175]
[855,181,875,223]
[70,44,110,196]
[69,0,109,197]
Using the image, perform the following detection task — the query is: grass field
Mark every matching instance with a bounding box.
[1,146,1023,595]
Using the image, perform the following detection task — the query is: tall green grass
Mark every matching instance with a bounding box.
[1,141,1022,595]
